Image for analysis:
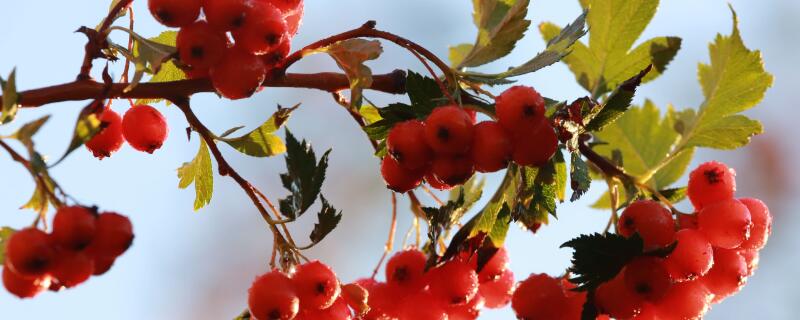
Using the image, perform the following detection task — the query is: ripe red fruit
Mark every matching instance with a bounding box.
[623,257,672,301]
[702,248,747,301]
[5,228,55,278]
[431,154,475,186]
[737,198,771,250]
[479,268,514,309]
[398,291,448,320]
[476,247,510,283]
[387,120,433,171]
[282,1,304,36]
[425,172,453,191]
[148,0,201,28]
[617,200,676,250]
[678,213,699,229]
[561,279,587,320]
[265,0,304,13]
[380,156,423,193]
[385,249,427,294]
[424,105,475,155]
[429,259,479,306]
[295,298,352,320]
[88,212,134,258]
[262,39,291,68]
[698,198,752,249]
[177,21,229,68]
[233,2,288,55]
[632,303,659,320]
[2,264,48,299]
[52,206,96,252]
[511,122,558,167]
[446,293,484,320]
[471,121,512,173]
[664,229,714,282]
[92,256,115,276]
[293,260,341,310]
[495,86,546,132]
[122,105,169,153]
[687,161,736,209]
[248,270,300,320]
[595,273,643,319]
[739,249,759,276]
[654,280,712,320]
[203,0,252,32]
[361,281,400,319]
[50,251,94,288]
[511,273,567,320]
[210,47,267,99]
[86,108,124,159]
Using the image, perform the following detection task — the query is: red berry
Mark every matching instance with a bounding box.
[248,270,300,320]
[183,65,211,79]
[446,293,484,320]
[210,46,267,99]
[678,213,699,229]
[2,264,48,299]
[511,273,567,320]
[398,291,448,320]
[654,280,712,320]
[295,298,352,320]
[203,0,252,32]
[265,0,303,13]
[698,198,752,249]
[617,200,676,250]
[737,198,771,250]
[687,161,736,209]
[664,229,714,282]
[623,257,672,302]
[50,251,94,288]
[381,156,424,193]
[479,268,514,309]
[148,0,200,28]
[424,105,475,155]
[471,121,512,172]
[702,248,747,301]
[632,303,659,320]
[122,105,168,153]
[361,281,400,319]
[282,2,304,36]
[495,86,546,132]
[177,21,229,68]
[739,249,759,276]
[476,247,510,283]
[293,260,341,310]
[387,120,433,171]
[262,38,291,68]
[511,121,558,167]
[561,279,586,320]
[88,212,134,258]
[51,206,96,252]
[5,228,55,278]
[595,273,643,319]
[429,259,479,306]
[425,172,453,191]
[431,154,475,186]
[92,256,115,276]
[385,249,427,294]
[233,2,288,55]
[86,108,124,159]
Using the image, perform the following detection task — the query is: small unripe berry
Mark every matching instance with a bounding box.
[512,273,567,320]
[177,21,229,68]
[623,257,672,301]
[50,251,94,288]
[5,228,55,278]
[387,120,433,171]
[51,206,96,252]
[479,268,514,309]
[2,264,48,299]
[203,0,252,32]
[431,154,475,186]
[664,229,714,282]
[688,161,736,209]
[148,0,201,28]
[293,260,341,310]
[85,108,124,159]
[122,105,169,153]
[424,105,475,155]
[737,198,771,250]
[232,2,288,55]
[248,270,300,320]
[654,280,712,320]
[429,259,479,306]
[88,212,134,258]
[471,121,512,173]
[380,156,423,193]
[698,198,752,249]
[702,248,747,301]
[210,47,267,100]
[385,249,427,294]
[495,86,546,132]
[511,121,558,167]
[617,200,676,250]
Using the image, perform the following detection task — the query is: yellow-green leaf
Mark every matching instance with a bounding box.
[220,106,296,157]
[0,227,16,265]
[1,68,19,125]
[457,0,531,68]
[11,115,50,146]
[448,43,474,68]
[358,105,382,125]
[315,39,383,108]
[52,101,104,166]
[178,138,213,211]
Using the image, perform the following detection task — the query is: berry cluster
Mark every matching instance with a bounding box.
[512,273,586,320]
[148,0,304,99]
[2,206,133,298]
[86,104,169,158]
[381,86,558,193]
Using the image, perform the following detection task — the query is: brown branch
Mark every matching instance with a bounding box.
[78,0,133,80]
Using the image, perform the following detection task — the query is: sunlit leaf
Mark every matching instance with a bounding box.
[221,106,296,157]
[177,138,214,211]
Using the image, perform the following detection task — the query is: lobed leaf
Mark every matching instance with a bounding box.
[221,105,296,157]
[457,0,531,69]
[278,130,330,219]
[1,68,19,125]
[308,196,342,245]
[177,138,214,211]
[316,39,383,108]
[584,65,651,132]
[562,232,644,291]
[570,152,591,202]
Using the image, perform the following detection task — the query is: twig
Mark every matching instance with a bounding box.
[421,185,445,206]
[371,192,398,279]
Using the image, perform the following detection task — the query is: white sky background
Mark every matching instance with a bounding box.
[0,0,798,319]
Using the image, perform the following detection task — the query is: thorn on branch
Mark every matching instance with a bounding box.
[362,20,377,29]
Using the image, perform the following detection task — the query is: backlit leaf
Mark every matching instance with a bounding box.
[315,39,383,108]
[221,105,296,157]
[177,138,214,211]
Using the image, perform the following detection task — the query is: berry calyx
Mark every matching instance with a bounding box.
[122,105,169,153]
[88,212,134,258]
[617,200,676,250]
[148,0,201,28]
[428,259,479,306]
[385,249,427,294]
[380,156,423,193]
[737,198,771,250]
[623,257,672,301]
[387,120,433,171]
[177,21,229,68]
[471,121,512,173]
[431,154,475,186]
[232,2,288,55]
[2,264,49,299]
[697,198,752,249]
[50,251,94,288]
[5,228,55,278]
[85,108,124,159]
[664,229,714,282]
[424,105,475,155]
[511,273,567,320]
[203,0,252,32]
[51,206,96,252]
[248,270,300,320]
[292,260,341,310]
[210,46,267,100]
[495,86,546,132]
[688,161,736,209]
[511,121,558,167]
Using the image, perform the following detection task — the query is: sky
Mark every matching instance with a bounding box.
[0,0,798,319]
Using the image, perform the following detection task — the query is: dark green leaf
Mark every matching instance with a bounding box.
[177,138,213,210]
[0,227,16,265]
[221,105,296,157]
[1,68,19,125]
[278,130,330,219]
[363,103,416,140]
[656,187,687,204]
[562,233,644,291]
[423,192,466,255]
[570,152,591,202]
[584,65,651,132]
[406,71,443,118]
[309,195,342,245]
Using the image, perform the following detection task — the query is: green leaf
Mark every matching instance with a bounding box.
[584,65,651,131]
[358,105,382,124]
[177,138,214,211]
[448,43,474,68]
[221,105,296,157]
[487,204,511,246]
[570,152,591,201]
[449,176,485,213]
[316,39,383,108]
[362,103,416,141]
[278,130,330,219]
[554,150,568,202]
[655,187,687,204]
[309,195,342,245]
[1,68,19,125]
[423,193,466,255]
[406,71,444,118]
[21,175,55,216]
[133,31,186,105]
[0,227,16,265]
[112,29,178,93]
[457,0,531,68]
[562,233,644,291]
[51,101,104,166]
[11,115,51,145]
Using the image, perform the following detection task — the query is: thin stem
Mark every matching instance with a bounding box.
[372,192,398,279]
[421,185,444,206]
[78,0,133,80]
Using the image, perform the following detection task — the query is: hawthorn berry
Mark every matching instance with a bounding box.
[431,154,475,186]
[380,156,423,193]
[51,206,96,252]
[495,86,546,132]
[2,264,48,299]
[424,105,475,155]
[446,293,484,320]
[360,281,399,319]
[233,2,288,55]
[678,213,699,229]
[702,248,747,301]
[148,0,201,28]
[88,212,134,258]
[471,121,512,173]
[177,21,229,69]
[248,270,300,320]
[385,249,427,294]
[511,273,567,320]
[295,298,352,320]
[282,1,304,36]
[688,161,736,209]
[122,105,169,153]
[262,39,291,68]
[511,121,558,167]
[203,0,252,32]
[561,278,587,320]
[85,108,124,159]
[654,280,712,320]
[5,228,55,278]
[632,303,659,320]
[595,273,643,319]
[479,268,514,309]
[92,256,115,276]
[387,120,433,171]
[265,0,304,13]
[737,198,771,250]
[428,259,479,306]
[739,249,759,276]
[475,247,509,283]
[293,260,341,310]
[425,172,453,191]
[50,251,94,288]
[698,198,752,249]
[398,291,448,320]
[210,46,267,100]
[623,257,672,301]
[617,200,676,250]
[664,229,714,282]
